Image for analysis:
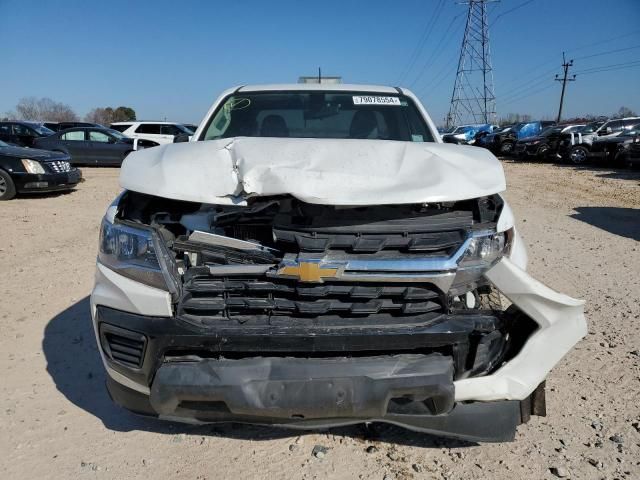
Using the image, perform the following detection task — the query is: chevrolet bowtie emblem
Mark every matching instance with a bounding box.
[276,261,341,283]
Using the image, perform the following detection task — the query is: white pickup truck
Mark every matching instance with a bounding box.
[91,84,586,442]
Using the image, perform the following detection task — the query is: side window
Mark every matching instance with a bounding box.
[89,131,111,142]
[135,124,161,134]
[61,130,86,141]
[159,124,180,135]
[0,124,11,135]
[606,121,623,132]
[110,124,132,132]
[14,124,35,136]
[623,119,640,130]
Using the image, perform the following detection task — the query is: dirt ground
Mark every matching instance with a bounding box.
[1,161,639,480]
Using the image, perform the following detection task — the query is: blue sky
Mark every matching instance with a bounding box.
[1,0,639,125]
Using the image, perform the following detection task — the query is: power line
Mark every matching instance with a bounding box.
[500,83,556,107]
[573,44,640,61]
[493,0,536,23]
[408,13,465,88]
[496,29,640,93]
[576,62,640,76]
[574,59,640,74]
[396,0,447,85]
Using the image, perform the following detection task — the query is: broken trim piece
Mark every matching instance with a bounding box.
[454,257,587,401]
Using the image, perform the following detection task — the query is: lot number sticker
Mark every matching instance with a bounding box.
[352,96,401,105]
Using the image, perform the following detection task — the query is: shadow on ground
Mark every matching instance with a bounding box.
[571,207,640,241]
[43,297,475,448]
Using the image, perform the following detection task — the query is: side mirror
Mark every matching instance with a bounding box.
[108,136,117,143]
[173,133,191,143]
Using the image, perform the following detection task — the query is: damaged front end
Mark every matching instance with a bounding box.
[91,188,586,442]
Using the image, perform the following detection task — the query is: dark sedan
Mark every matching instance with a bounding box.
[0,121,55,147]
[0,140,82,200]
[589,124,640,165]
[513,124,584,160]
[34,127,138,166]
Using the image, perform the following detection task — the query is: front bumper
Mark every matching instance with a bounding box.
[14,169,82,193]
[90,257,586,441]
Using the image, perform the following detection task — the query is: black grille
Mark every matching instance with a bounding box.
[178,269,446,326]
[101,325,146,368]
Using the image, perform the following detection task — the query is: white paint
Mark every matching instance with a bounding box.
[120,137,505,206]
[454,257,587,401]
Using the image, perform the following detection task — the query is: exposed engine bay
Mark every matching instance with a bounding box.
[106,191,529,383]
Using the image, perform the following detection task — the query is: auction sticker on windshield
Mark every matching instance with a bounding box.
[352,96,401,105]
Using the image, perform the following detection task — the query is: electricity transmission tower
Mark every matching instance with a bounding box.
[446,0,497,128]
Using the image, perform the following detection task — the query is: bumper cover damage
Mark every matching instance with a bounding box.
[91,255,586,441]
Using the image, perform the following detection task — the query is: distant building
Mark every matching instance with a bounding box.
[298,76,342,84]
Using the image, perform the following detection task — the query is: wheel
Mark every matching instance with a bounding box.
[569,145,589,165]
[500,141,514,155]
[537,144,550,160]
[0,169,17,200]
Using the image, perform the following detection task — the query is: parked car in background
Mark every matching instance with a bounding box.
[0,121,55,147]
[109,121,194,145]
[557,117,640,164]
[513,124,584,160]
[0,139,81,200]
[627,135,640,168]
[34,127,141,166]
[441,124,494,145]
[184,124,198,133]
[480,121,556,155]
[92,83,586,442]
[589,123,640,165]
[43,121,103,132]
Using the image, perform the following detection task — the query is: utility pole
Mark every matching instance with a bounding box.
[447,0,498,128]
[555,52,576,123]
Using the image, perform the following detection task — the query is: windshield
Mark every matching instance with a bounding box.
[578,122,603,134]
[541,127,562,137]
[0,140,8,147]
[452,126,473,134]
[201,92,434,142]
[106,129,129,140]
[621,124,640,136]
[31,124,54,136]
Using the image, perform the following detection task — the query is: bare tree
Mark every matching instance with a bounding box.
[613,106,637,119]
[84,106,136,126]
[13,97,78,122]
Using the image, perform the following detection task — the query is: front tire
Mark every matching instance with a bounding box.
[500,141,515,155]
[0,169,17,200]
[569,145,589,165]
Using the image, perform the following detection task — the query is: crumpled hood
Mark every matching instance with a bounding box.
[119,137,505,206]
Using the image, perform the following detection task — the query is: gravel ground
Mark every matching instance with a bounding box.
[1,161,639,480]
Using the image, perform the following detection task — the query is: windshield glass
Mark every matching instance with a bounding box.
[106,129,129,140]
[579,122,602,134]
[541,127,562,137]
[452,126,473,134]
[201,92,435,142]
[621,125,640,136]
[0,140,8,147]
[31,124,54,135]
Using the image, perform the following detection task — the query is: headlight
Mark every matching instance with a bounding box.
[459,230,506,267]
[451,230,508,294]
[99,218,173,291]
[21,159,46,174]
